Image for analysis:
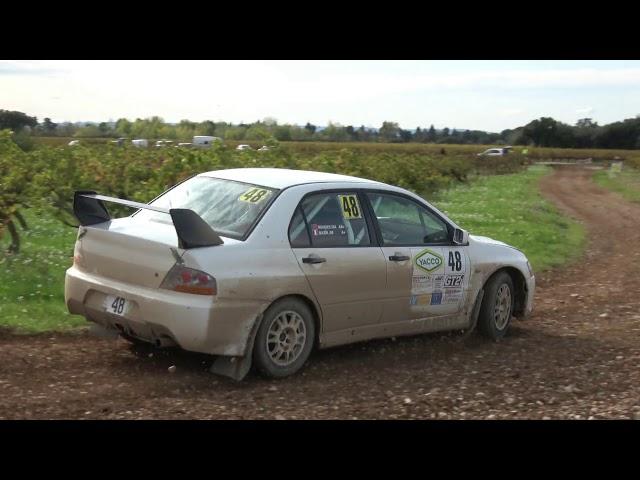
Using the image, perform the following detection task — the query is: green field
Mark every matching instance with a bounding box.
[0,165,584,333]
[593,167,640,203]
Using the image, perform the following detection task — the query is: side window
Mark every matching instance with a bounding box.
[293,192,370,247]
[367,192,450,245]
[288,206,311,247]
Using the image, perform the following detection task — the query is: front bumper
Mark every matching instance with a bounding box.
[65,266,266,356]
[524,275,536,316]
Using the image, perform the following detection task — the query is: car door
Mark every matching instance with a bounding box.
[288,190,387,334]
[363,191,470,326]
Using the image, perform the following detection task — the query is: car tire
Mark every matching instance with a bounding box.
[253,298,316,378]
[478,271,514,340]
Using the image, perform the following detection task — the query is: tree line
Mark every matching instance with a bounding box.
[2,109,640,149]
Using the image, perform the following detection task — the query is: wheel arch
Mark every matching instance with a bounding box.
[482,266,528,317]
[264,293,322,348]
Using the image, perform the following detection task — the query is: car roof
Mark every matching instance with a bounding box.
[199,168,384,189]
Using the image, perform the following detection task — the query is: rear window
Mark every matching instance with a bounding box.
[134,176,278,240]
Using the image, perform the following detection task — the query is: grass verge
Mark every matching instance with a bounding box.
[433,165,585,272]
[593,168,640,203]
[0,210,85,333]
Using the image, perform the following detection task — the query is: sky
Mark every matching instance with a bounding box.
[1,60,639,132]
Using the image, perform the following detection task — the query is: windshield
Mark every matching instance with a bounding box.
[134,176,278,239]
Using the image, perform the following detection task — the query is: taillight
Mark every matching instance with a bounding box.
[160,264,217,296]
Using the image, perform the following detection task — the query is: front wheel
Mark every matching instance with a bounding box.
[477,271,514,340]
[253,298,316,378]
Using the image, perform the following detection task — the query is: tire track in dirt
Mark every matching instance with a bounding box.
[1,166,639,419]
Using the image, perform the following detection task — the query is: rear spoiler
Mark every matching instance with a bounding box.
[73,190,224,249]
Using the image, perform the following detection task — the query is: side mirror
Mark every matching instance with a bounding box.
[453,228,469,245]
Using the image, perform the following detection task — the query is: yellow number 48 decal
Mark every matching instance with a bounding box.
[239,187,270,204]
[338,194,362,219]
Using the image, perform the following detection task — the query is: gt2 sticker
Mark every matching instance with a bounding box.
[338,195,362,219]
[238,187,271,204]
[444,274,464,287]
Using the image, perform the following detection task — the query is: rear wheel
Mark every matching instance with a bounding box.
[253,298,316,378]
[253,298,315,378]
[478,271,514,340]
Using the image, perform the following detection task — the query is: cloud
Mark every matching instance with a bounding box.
[576,107,594,115]
[0,60,64,76]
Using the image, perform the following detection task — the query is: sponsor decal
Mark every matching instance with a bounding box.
[444,295,462,305]
[430,291,443,305]
[415,249,444,273]
[311,224,346,237]
[410,294,432,306]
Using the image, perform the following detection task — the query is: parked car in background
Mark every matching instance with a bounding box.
[177,143,193,148]
[68,140,80,147]
[236,144,252,151]
[257,145,270,152]
[66,168,535,381]
[477,146,512,157]
[193,136,222,148]
[155,140,174,148]
[132,139,149,148]
[110,137,127,147]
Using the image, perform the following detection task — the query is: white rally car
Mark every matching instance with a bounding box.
[65,168,535,380]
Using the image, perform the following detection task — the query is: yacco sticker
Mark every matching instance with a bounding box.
[338,194,362,219]
[430,291,443,305]
[414,249,444,273]
[238,187,271,204]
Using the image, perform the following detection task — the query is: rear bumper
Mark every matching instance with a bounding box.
[65,266,266,356]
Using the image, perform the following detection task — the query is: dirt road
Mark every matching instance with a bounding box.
[1,166,639,419]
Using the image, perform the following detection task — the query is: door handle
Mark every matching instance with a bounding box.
[302,256,326,264]
[389,255,410,262]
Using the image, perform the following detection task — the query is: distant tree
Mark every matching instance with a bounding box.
[379,121,401,142]
[41,117,58,134]
[399,129,413,142]
[427,124,437,142]
[0,110,37,131]
[576,118,597,129]
[345,125,355,140]
[304,122,317,134]
[441,127,450,138]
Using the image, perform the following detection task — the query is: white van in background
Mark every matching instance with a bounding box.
[193,136,222,148]
[132,139,149,148]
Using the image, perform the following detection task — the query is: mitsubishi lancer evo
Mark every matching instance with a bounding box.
[65,168,535,380]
